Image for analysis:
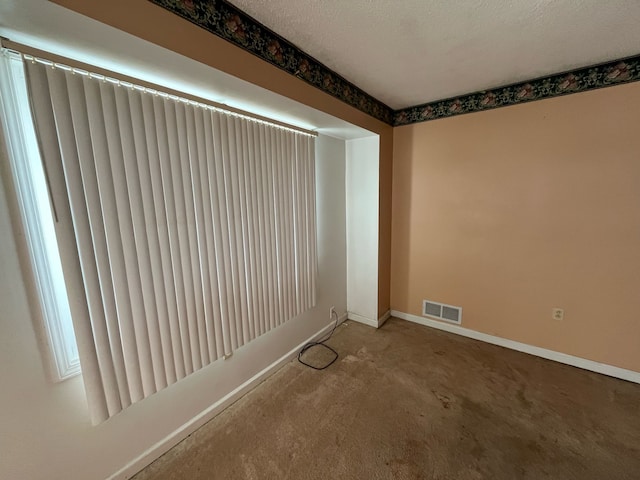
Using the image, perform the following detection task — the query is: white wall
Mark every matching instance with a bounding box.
[345,136,380,323]
[0,132,346,480]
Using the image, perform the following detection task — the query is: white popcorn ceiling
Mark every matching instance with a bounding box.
[229,0,640,109]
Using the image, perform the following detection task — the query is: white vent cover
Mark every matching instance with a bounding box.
[422,299,462,324]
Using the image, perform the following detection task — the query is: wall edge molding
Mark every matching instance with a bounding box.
[106,317,345,480]
[390,310,640,385]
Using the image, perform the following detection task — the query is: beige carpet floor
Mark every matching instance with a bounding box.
[132,318,640,480]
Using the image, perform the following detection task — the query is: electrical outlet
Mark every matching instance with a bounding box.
[552,308,564,321]
[329,306,336,319]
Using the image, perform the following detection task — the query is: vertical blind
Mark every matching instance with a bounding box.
[23,56,317,423]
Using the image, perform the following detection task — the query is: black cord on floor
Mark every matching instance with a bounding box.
[298,310,340,370]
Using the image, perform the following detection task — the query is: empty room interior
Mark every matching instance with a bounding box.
[1,1,639,479]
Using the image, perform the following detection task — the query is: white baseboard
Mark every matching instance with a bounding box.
[378,309,391,327]
[347,310,391,329]
[391,310,640,385]
[347,311,378,328]
[108,317,346,480]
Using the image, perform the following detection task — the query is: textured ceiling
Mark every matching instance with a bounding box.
[229,0,640,110]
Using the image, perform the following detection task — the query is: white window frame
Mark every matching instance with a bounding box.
[0,50,80,380]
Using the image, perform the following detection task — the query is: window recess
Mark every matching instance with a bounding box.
[0,41,318,424]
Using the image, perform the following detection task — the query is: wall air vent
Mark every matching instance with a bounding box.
[422,299,462,325]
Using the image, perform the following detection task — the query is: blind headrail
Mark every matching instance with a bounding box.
[0,38,317,137]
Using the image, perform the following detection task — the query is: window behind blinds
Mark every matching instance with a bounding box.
[23,56,317,423]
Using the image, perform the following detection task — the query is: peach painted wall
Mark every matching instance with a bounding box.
[392,82,640,373]
[52,0,393,318]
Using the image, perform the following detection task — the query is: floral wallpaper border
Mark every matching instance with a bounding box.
[394,55,640,126]
[149,0,394,124]
[151,0,640,128]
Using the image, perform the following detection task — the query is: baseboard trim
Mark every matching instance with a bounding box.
[378,309,391,327]
[391,310,640,385]
[108,317,346,480]
[347,310,391,329]
[347,311,378,328]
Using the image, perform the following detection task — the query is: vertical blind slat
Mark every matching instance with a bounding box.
[227,117,248,346]
[308,137,318,306]
[287,131,295,319]
[236,119,253,344]
[201,110,226,358]
[125,89,170,391]
[141,92,184,385]
[271,128,283,326]
[293,136,302,314]
[211,112,237,353]
[258,124,275,331]
[163,99,197,376]
[282,130,293,322]
[153,97,190,379]
[189,106,216,364]
[174,102,203,371]
[245,122,263,337]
